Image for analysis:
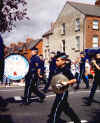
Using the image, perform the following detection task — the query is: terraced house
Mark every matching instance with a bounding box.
[43,0,100,61]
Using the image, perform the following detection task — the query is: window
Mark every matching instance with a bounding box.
[76,36,80,50]
[92,36,98,48]
[75,18,80,31]
[93,20,99,30]
[61,23,65,35]
[62,40,65,52]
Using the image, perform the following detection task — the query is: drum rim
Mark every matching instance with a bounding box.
[4,53,29,80]
[5,53,29,61]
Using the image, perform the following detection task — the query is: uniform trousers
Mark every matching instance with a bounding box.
[24,73,45,103]
[43,72,53,92]
[89,77,100,102]
[0,59,4,83]
[77,68,89,88]
[48,91,81,123]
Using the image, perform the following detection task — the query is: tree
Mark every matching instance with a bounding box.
[0,0,29,32]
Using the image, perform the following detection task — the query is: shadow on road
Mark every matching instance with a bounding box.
[82,97,100,105]
[5,96,41,105]
[0,96,14,123]
[0,115,14,123]
[0,96,8,112]
[89,109,100,123]
[81,97,100,123]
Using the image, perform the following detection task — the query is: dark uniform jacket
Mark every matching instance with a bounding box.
[0,35,4,81]
[53,64,75,92]
[93,59,100,81]
[29,55,41,74]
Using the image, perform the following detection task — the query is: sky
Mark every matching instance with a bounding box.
[2,0,96,46]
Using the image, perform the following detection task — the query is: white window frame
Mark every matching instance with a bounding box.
[76,36,80,50]
[62,40,65,52]
[60,23,65,35]
[93,20,99,30]
[92,36,99,48]
[75,18,80,31]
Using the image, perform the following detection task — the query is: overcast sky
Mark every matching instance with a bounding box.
[2,0,96,46]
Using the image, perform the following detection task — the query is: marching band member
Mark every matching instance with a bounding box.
[75,51,89,89]
[86,51,100,106]
[47,52,81,123]
[43,52,56,93]
[0,35,4,84]
[23,48,45,105]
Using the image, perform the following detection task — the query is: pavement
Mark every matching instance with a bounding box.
[0,82,25,88]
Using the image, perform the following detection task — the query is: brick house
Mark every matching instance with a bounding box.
[43,0,100,60]
[42,30,53,63]
[6,38,43,61]
[23,38,43,60]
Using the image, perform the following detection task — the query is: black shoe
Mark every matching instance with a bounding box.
[74,86,79,90]
[47,118,66,123]
[42,89,48,93]
[39,95,45,103]
[85,99,92,106]
[74,121,81,123]
[21,101,31,105]
[47,119,52,123]
[84,86,90,89]
[85,101,92,106]
[48,114,51,117]
[58,118,66,123]
[22,98,31,105]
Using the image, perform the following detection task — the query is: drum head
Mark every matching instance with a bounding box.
[51,73,69,94]
[4,54,29,80]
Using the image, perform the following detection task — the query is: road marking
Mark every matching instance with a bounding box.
[68,120,88,123]
[46,94,56,98]
[1,87,100,94]
[70,90,100,95]
[0,88,24,92]
[46,90,100,98]
[13,89,100,101]
[1,89,100,101]
[14,96,22,100]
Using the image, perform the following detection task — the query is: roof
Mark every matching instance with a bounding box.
[67,2,100,17]
[27,39,42,49]
[42,30,53,37]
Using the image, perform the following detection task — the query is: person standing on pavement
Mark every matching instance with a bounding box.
[75,51,89,89]
[23,48,45,105]
[85,59,91,83]
[86,51,100,106]
[47,52,81,123]
[0,35,5,84]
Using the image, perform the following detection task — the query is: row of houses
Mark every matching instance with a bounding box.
[5,0,100,63]
[4,38,43,61]
[42,0,100,62]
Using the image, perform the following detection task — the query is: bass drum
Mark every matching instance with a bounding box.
[4,54,29,80]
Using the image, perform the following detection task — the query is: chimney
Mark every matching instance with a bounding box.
[51,22,55,31]
[95,0,100,6]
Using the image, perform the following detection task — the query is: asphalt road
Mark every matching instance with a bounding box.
[0,86,100,123]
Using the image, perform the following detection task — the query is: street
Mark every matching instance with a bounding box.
[0,85,100,123]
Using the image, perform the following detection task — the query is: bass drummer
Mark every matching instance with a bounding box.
[47,52,81,123]
[0,35,5,84]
